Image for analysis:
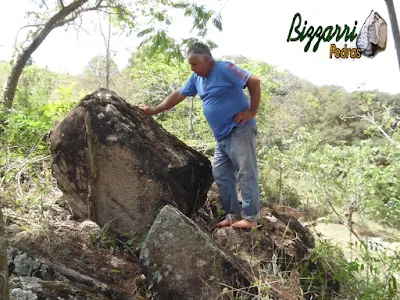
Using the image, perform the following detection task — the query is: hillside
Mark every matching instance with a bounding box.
[1,53,400,299]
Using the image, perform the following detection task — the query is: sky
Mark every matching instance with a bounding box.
[0,0,399,94]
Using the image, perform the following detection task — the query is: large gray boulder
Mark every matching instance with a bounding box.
[139,205,262,300]
[49,89,213,236]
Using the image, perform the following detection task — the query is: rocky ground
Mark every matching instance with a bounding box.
[3,193,143,299]
[3,185,400,299]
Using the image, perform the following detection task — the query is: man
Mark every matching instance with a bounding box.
[139,42,261,229]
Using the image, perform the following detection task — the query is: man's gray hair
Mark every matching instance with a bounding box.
[187,42,213,59]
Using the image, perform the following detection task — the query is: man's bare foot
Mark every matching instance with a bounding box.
[215,219,239,227]
[231,219,257,229]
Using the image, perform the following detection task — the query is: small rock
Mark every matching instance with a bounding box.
[14,253,41,276]
[10,288,38,300]
[78,220,101,237]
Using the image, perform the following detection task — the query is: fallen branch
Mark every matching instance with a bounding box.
[37,256,126,297]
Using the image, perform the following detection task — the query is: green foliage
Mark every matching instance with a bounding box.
[258,127,400,227]
[301,235,400,299]
[3,67,79,156]
[106,0,223,62]
[125,47,216,154]
[126,47,190,106]
[81,55,119,90]
[159,98,215,155]
[0,66,81,214]
[2,65,55,154]
[316,92,370,145]
[0,60,10,84]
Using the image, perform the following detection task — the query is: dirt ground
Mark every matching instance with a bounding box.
[3,199,144,298]
[3,189,400,299]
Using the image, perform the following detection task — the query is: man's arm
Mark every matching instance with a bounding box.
[139,89,187,115]
[246,75,261,117]
[234,75,261,125]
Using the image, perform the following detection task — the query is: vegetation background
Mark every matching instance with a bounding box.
[1,0,400,299]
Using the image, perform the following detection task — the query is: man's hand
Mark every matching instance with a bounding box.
[138,90,187,116]
[234,110,255,125]
[138,104,158,115]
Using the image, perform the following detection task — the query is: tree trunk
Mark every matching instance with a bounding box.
[105,22,111,90]
[385,0,400,71]
[97,18,112,89]
[0,208,9,300]
[1,0,88,112]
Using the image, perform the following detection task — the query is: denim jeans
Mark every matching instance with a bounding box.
[212,123,260,222]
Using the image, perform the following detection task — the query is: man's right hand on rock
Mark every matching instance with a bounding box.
[138,104,158,115]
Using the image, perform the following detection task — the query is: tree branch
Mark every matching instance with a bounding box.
[54,5,111,28]
[72,15,91,35]
[1,0,89,110]
[41,0,49,10]
[364,112,400,148]
[14,24,46,52]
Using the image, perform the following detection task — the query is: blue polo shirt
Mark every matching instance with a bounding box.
[179,60,256,141]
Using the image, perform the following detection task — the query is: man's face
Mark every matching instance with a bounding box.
[187,54,211,77]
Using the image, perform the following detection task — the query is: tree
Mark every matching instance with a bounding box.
[79,15,119,90]
[354,92,400,148]
[385,0,400,71]
[99,18,113,89]
[82,55,119,90]
[0,209,8,300]
[2,0,97,112]
[0,0,222,117]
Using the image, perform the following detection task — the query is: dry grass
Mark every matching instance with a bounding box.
[3,152,398,299]
[1,153,144,298]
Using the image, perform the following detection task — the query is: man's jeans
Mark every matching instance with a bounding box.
[212,123,260,222]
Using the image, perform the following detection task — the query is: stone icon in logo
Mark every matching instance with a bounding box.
[356,10,388,58]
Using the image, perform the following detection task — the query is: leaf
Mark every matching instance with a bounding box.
[172,2,189,9]
[154,11,165,22]
[111,269,121,273]
[137,27,154,37]
[212,17,223,31]
[153,270,162,283]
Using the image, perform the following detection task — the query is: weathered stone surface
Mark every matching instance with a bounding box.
[49,89,213,235]
[7,247,131,299]
[13,253,41,277]
[139,205,258,300]
[9,276,109,300]
[214,206,315,273]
